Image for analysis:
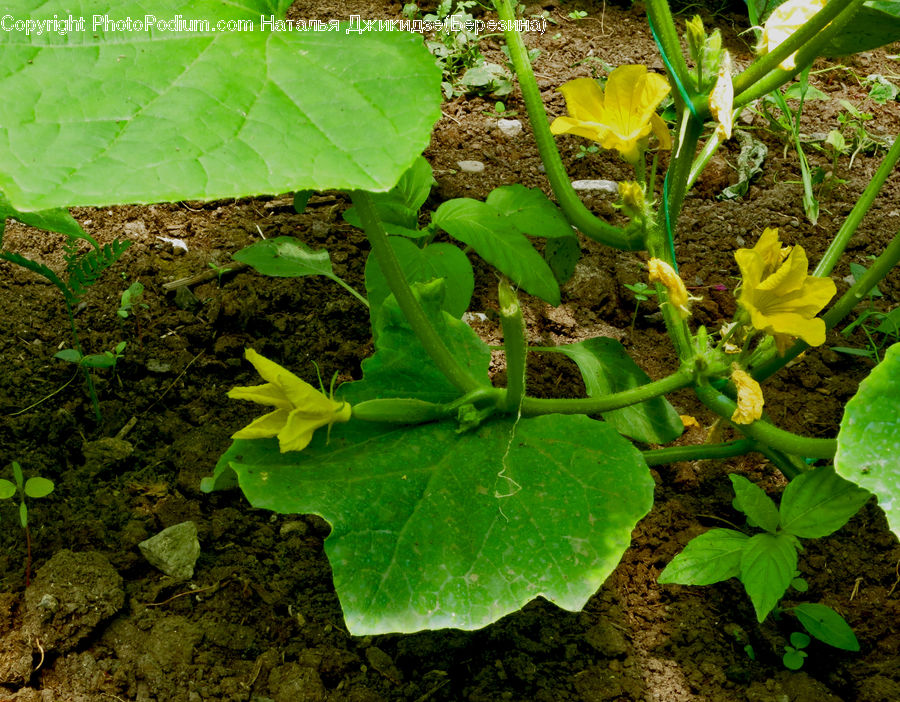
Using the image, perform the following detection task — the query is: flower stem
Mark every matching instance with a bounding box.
[520,366,693,416]
[350,191,482,395]
[492,0,642,250]
[645,0,694,114]
[814,134,900,277]
[694,383,836,459]
[642,438,756,466]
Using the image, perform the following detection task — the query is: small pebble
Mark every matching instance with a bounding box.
[457,160,484,173]
[571,179,618,193]
[497,118,523,138]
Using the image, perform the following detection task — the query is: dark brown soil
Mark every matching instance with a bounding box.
[1,2,899,701]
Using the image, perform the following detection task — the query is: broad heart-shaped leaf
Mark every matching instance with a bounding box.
[835,342,900,539]
[0,1,441,210]
[793,603,860,651]
[779,465,871,538]
[740,533,798,622]
[730,474,780,533]
[204,413,653,634]
[233,237,334,278]
[552,337,683,444]
[364,238,474,320]
[658,528,749,586]
[341,278,490,404]
[433,198,561,305]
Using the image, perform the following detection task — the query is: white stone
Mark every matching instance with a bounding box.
[457,160,485,173]
[497,118,523,138]
[571,179,619,193]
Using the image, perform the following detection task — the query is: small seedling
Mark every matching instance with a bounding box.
[118,280,146,318]
[567,10,588,20]
[575,144,600,160]
[208,261,234,286]
[0,461,55,586]
[484,101,518,118]
[782,632,811,670]
[624,281,659,331]
[56,340,127,370]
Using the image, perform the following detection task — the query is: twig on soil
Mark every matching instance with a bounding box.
[144,578,229,607]
[33,638,45,672]
[888,559,900,598]
[115,415,137,440]
[141,350,204,415]
[6,368,79,417]
[161,261,248,291]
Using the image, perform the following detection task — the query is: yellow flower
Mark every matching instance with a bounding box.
[648,258,693,318]
[228,348,351,452]
[618,181,645,218]
[760,0,827,71]
[550,67,672,164]
[735,229,836,353]
[731,367,764,424]
[709,51,733,140]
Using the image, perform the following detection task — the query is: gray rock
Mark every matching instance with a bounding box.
[457,160,485,173]
[571,179,619,193]
[497,118,523,137]
[139,521,200,580]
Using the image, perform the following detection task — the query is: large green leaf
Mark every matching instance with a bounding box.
[658,528,749,586]
[835,342,900,539]
[204,413,653,634]
[0,1,441,210]
[740,532,798,622]
[825,2,900,56]
[364,239,474,320]
[779,465,871,538]
[433,198,561,305]
[552,337,683,444]
[0,193,93,244]
[341,278,490,404]
[233,237,334,278]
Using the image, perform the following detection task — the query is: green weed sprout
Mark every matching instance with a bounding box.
[118,280,146,318]
[1,461,55,586]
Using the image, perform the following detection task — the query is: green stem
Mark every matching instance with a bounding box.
[644,0,694,112]
[329,275,369,308]
[733,0,866,109]
[498,279,527,412]
[350,191,482,394]
[520,366,693,416]
[814,134,900,277]
[492,0,642,250]
[694,383,836,458]
[752,228,900,381]
[65,300,101,423]
[642,439,756,466]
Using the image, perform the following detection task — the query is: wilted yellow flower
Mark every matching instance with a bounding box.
[760,0,827,71]
[648,258,693,318]
[731,367,764,424]
[735,229,836,353]
[618,181,645,218]
[228,348,351,452]
[709,51,734,140]
[550,67,672,164]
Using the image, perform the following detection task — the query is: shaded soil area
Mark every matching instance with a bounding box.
[1,1,899,700]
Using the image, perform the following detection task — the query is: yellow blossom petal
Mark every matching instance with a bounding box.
[228,348,351,453]
[731,368,764,424]
[648,258,692,318]
[709,51,733,140]
[551,67,671,163]
[760,0,827,71]
[735,230,836,353]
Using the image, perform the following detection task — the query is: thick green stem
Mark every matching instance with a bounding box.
[732,0,864,100]
[642,439,756,466]
[492,0,642,250]
[733,0,866,108]
[351,191,482,394]
[815,134,900,277]
[498,279,527,412]
[644,0,693,112]
[694,383,836,459]
[752,229,900,381]
[521,366,693,417]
